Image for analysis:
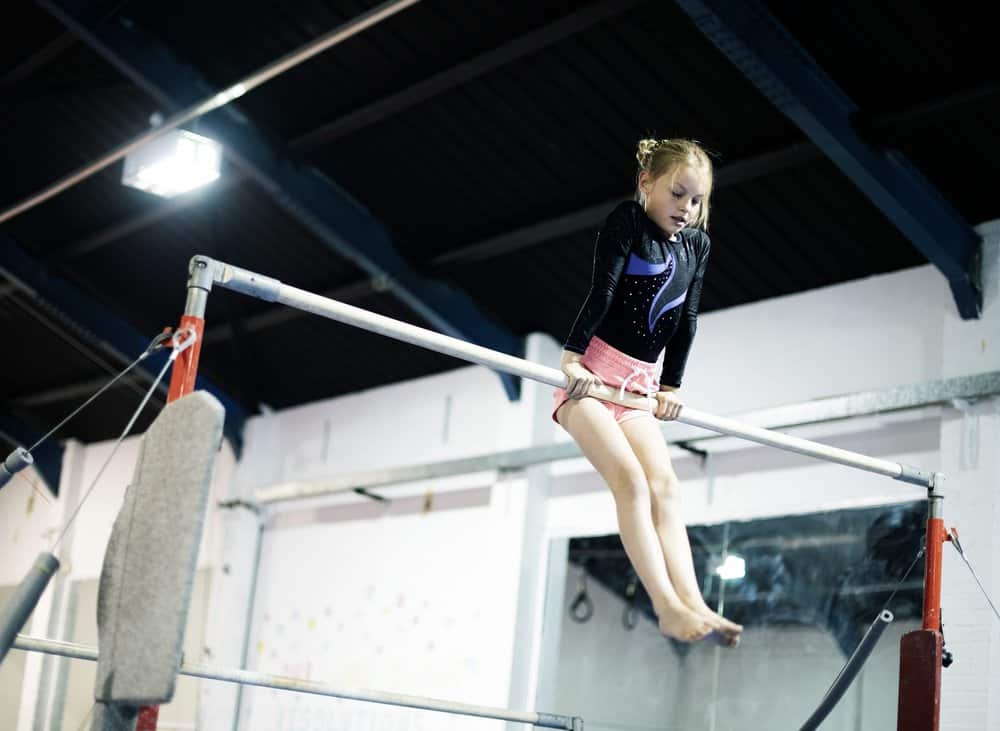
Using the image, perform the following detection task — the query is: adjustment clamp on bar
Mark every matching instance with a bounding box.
[895,464,936,487]
[928,471,946,518]
[214,259,282,302]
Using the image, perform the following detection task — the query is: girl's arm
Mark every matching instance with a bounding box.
[562,203,638,354]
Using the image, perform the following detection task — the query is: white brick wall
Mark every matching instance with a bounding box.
[939,222,1000,731]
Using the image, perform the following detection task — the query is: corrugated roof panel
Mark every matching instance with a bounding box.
[773,158,925,274]
[436,228,611,345]
[1,35,161,250]
[0,4,66,74]
[0,293,109,397]
[62,182,367,335]
[765,0,996,113]
[298,2,807,265]
[0,291,163,443]
[123,0,585,140]
[2,99,152,249]
[892,97,1000,227]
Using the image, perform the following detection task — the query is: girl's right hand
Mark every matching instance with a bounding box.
[562,361,604,400]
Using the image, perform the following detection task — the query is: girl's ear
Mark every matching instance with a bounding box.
[638,170,651,194]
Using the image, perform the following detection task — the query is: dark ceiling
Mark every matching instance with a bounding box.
[2,0,997,454]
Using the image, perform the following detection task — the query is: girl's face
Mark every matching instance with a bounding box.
[639,164,709,238]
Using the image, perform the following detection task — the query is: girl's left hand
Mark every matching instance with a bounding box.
[654,390,684,420]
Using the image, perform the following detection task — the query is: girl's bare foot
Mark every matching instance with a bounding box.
[656,602,715,642]
[705,630,741,648]
[705,609,743,637]
[679,595,743,645]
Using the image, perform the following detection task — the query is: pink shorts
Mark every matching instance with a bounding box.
[552,336,662,426]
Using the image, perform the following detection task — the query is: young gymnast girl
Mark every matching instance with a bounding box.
[552,138,742,646]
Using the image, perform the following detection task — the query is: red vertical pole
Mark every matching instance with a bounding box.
[137,315,206,730]
[922,517,946,631]
[897,476,946,731]
[167,316,206,402]
[135,706,159,731]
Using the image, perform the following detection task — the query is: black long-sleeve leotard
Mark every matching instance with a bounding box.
[563,201,711,388]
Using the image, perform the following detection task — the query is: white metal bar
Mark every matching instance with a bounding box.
[11,635,581,730]
[0,0,421,225]
[206,257,935,489]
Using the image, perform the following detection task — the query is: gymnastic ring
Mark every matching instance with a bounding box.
[622,573,639,630]
[569,591,594,623]
[622,604,639,631]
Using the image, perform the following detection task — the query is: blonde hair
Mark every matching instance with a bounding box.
[636,138,714,230]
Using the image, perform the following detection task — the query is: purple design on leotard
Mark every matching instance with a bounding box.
[647,253,686,332]
[625,252,670,276]
[648,290,687,332]
[623,251,687,332]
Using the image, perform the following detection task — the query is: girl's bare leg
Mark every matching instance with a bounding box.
[556,398,713,642]
[619,415,743,644]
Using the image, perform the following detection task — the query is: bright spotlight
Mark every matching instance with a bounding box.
[715,554,746,581]
[122,129,222,198]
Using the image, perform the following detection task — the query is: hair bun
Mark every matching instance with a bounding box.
[636,138,666,168]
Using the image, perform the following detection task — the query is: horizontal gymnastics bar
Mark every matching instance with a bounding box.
[190,255,935,489]
[12,634,582,730]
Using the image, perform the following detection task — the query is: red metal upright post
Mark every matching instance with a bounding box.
[135,706,159,731]
[166,315,206,402]
[922,517,947,632]
[139,261,212,730]
[897,473,947,731]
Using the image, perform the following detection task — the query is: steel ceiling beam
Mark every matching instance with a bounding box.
[674,0,983,319]
[41,0,525,399]
[290,0,642,150]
